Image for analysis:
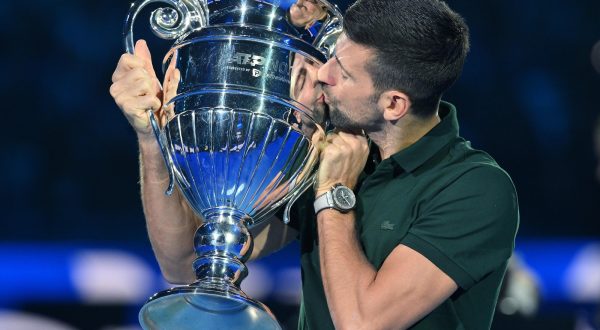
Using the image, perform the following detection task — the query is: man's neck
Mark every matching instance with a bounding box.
[368,113,441,160]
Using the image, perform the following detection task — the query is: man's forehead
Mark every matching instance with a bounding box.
[334,34,372,62]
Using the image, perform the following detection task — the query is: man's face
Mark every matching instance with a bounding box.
[317,33,383,133]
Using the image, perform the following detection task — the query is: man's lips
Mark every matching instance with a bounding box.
[317,94,326,104]
[319,93,330,105]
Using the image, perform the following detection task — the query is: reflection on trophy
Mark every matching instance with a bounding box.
[123,0,342,328]
[289,0,329,29]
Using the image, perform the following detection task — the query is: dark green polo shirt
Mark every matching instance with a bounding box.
[289,102,519,330]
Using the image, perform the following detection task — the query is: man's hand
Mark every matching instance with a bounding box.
[110,39,162,142]
[315,131,369,196]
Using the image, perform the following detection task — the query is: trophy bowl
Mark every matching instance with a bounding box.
[122,0,342,328]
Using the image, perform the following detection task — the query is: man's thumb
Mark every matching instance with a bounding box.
[134,39,156,76]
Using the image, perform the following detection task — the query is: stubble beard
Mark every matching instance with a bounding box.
[326,92,382,134]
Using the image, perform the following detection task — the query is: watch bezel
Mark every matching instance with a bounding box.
[331,185,356,211]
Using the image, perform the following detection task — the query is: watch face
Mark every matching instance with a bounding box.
[332,186,356,210]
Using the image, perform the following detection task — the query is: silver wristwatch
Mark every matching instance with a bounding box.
[314,183,356,214]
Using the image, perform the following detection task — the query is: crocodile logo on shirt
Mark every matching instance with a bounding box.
[380,220,395,231]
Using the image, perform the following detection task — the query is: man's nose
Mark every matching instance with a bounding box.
[317,59,334,86]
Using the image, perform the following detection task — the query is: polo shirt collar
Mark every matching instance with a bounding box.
[389,101,459,173]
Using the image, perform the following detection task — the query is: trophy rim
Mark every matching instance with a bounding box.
[165,24,328,67]
[139,284,281,330]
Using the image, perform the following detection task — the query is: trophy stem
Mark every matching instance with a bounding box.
[192,208,253,289]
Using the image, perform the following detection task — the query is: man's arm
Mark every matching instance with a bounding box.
[110,39,200,283]
[138,138,201,284]
[315,132,457,330]
[250,217,299,260]
[317,209,457,330]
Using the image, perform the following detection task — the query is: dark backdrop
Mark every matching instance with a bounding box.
[0,0,599,329]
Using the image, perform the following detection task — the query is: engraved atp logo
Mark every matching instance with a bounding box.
[228,52,289,79]
[380,220,395,231]
[230,52,265,67]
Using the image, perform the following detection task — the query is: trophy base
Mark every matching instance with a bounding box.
[138,282,281,330]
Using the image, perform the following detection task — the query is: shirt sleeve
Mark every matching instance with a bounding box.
[401,164,519,289]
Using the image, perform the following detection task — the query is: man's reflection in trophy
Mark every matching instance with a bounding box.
[254,51,327,209]
[289,0,328,29]
[289,52,328,136]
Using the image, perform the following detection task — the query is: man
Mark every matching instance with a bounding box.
[110,1,519,329]
[290,0,518,329]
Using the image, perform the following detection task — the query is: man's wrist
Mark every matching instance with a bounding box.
[315,183,355,198]
[315,188,330,198]
[138,132,159,149]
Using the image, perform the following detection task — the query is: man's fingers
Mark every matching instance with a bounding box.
[338,131,367,141]
[110,68,157,97]
[164,50,178,77]
[337,131,368,149]
[119,94,162,114]
[326,132,339,143]
[327,132,358,149]
[164,68,180,94]
[134,40,158,80]
[112,53,146,82]
[111,80,155,100]
[142,94,163,112]
[320,131,369,165]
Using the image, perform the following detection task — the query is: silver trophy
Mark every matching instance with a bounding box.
[123,0,342,328]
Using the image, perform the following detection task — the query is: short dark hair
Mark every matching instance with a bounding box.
[343,0,470,117]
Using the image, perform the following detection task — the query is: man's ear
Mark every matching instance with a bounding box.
[379,90,411,122]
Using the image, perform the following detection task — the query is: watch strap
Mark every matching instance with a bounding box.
[313,191,334,214]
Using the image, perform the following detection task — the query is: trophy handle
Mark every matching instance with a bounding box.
[313,1,344,57]
[282,174,316,225]
[123,0,209,54]
[122,0,209,195]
